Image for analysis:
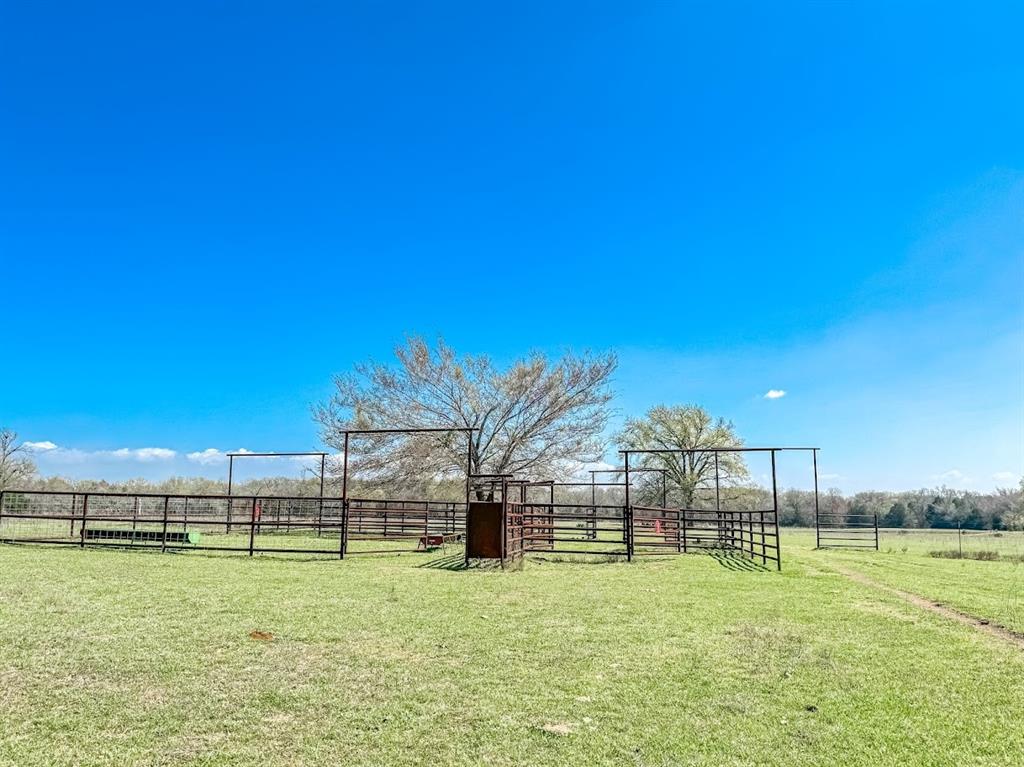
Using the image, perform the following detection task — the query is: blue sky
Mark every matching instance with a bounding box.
[1,2,1021,492]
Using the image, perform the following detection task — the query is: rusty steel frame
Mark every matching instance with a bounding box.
[617,447,822,571]
[226,450,328,536]
[337,427,477,558]
[590,467,669,508]
[0,440,824,572]
[811,448,878,550]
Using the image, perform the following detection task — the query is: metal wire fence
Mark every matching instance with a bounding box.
[0,490,347,556]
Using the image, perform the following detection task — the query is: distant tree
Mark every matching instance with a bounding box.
[0,428,36,491]
[778,488,814,526]
[882,501,907,528]
[992,479,1023,530]
[314,337,616,495]
[616,405,748,507]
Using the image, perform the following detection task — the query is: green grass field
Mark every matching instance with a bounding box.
[1,530,1022,766]
[794,528,1024,633]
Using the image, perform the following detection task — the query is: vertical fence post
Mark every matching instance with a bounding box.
[625,505,633,561]
[714,452,723,544]
[226,455,234,535]
[161,496,170,553]
[339,498,348,561]
[548,484,554,550]
[874,513,879,551]
[79,494,88,547]
[317,453,326,538]
[339,432,349,560]
[813,448,820,549]
[771,449,780,571]
[465,431,472,510]
[623,450,631,554]
[249,497,257,556]
[500,482,507,569]
[590,472,598,540]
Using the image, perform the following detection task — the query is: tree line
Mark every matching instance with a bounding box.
[7,471,1021,530]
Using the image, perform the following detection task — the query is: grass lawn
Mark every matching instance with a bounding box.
[1,534,1022,766]
[789,528,1024,634]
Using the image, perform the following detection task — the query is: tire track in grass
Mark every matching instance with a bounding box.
[829,563,1024,650]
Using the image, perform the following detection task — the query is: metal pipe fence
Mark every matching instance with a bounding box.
[2,490,781,568]
[0,490,347,556]
[503,501,780,568]
[815,511,879,550]
[506,502,630,559]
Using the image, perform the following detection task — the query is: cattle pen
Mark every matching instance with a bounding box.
[0,430,860,569]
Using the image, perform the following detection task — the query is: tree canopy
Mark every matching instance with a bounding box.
[616,405,748,507]
[314,338,616,494]
[0,428,36,491]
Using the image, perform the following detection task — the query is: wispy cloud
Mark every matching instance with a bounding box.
[186,448,237,466]
[26,443,177,464]
[108,447,177,461]
[23,440,59,451]
[992,471,1018,483]
[185,448,261,465]
[185,448,318,468]
[932,468,972,486]
[763,389,787,399]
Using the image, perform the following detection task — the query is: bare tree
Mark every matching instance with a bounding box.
[616,405,748,507]
[314,338,616,496]
[0,428,37,491]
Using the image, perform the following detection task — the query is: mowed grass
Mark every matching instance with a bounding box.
[789,528,1024,634]
[1,535,1023,766]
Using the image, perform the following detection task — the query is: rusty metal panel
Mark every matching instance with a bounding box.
[466,501,504,558]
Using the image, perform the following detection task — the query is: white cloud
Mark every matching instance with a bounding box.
[187,448,229,465]
[992,471,1018,483]
[108,447,177,461]
[23,440,59,451]
[819,472,844,481]
[763,389,787,399]
[932,468,972,486]
[185,448,254,466]
[31,444,176,465]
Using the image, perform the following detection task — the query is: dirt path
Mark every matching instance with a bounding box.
[830,563,1024,650]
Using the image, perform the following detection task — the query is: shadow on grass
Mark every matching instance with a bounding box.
[417,552,516,571]
[526,553,627,565]
[707,547,769,572]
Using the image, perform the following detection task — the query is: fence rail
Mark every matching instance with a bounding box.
[506,502,629,558]
[503,501,781,568]
[2,490,782,568]
[0,490,447,558]
[816,511,879,550]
